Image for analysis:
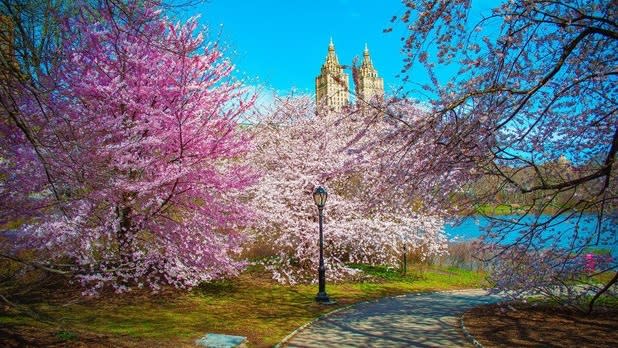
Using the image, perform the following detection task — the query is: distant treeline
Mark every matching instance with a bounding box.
[455,157,617,215]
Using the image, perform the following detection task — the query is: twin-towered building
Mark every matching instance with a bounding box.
[315,39,384,113]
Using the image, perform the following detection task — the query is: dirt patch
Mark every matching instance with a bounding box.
[464,303,618,348]
[0,324,190,347]
[1,325,130,347]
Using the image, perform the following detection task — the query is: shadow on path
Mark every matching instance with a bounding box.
[284,289,501,348]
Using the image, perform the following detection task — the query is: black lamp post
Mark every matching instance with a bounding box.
[313,186,334,304]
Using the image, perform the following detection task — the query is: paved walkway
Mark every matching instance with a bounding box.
[283,289,502,348]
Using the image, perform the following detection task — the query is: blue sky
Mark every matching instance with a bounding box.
[177,0,496,97]
[183,0,411,95]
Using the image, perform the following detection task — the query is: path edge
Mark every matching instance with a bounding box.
[275,288,488,347]
[460,311,485,348]
[274,304,354,348]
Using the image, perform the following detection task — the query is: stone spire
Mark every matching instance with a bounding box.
[360,43,376,76]
[355,43,384,112]
[315,39,349,113]
[321,38,341,73]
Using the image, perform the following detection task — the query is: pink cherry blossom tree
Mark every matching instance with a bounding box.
[385,0,617,311]
[1,1,255,293]
[247,95,447,284]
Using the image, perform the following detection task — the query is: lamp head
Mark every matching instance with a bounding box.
[312,186,328,208]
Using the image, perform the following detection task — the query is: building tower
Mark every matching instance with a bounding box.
[355,43,384,112]
[315,38,349,113]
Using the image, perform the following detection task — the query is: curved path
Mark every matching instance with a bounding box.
[282,289,501,348]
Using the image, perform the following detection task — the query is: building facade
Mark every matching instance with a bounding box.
[315,40,384,113]
[315,38,349,113]
[355,44,384,113]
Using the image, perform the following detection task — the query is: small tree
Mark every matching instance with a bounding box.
[385,0,617,310]
[248,96,447,284]
[1,1,255,293]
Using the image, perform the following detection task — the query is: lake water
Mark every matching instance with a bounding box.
[444,214,618,256]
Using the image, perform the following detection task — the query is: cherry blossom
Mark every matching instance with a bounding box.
[1,1,255,293]
[386,0,617,310]
[247,96,447,284]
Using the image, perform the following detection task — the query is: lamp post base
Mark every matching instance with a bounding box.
[315,292,336,305]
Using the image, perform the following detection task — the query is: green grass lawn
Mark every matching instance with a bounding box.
[475,204,519,215]
[0,264,487,347]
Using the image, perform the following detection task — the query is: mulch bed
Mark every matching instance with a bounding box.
[0,325,137,348]
[464,303,618,347]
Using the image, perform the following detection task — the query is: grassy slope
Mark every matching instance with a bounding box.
[475,204,520,215]
[0,264,487,347]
